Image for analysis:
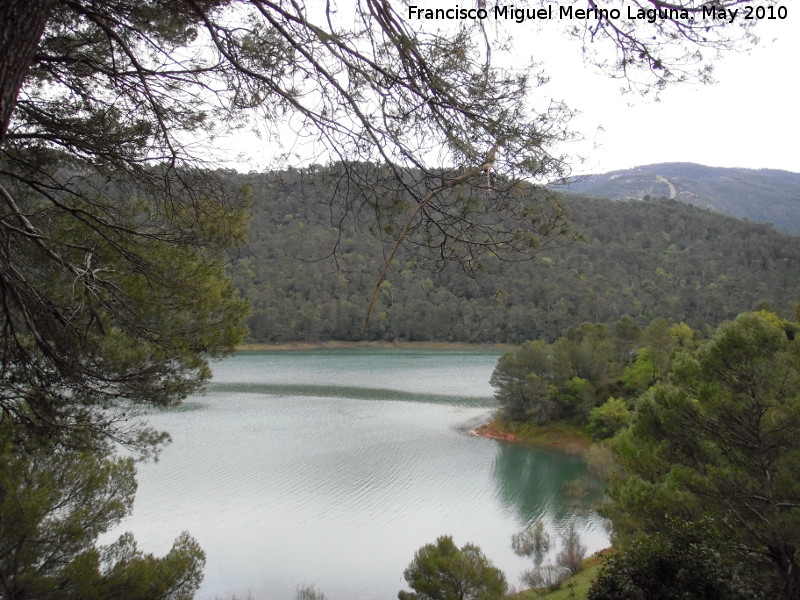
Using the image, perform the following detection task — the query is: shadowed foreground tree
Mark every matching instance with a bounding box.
[0,426,205,599]
[0,0,769,450]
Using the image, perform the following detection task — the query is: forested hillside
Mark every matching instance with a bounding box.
[230,168,800,344]
[555,162,800,234]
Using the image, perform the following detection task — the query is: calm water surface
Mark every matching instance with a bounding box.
[111,350,608,599]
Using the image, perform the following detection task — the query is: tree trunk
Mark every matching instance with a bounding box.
[0,0,56,144]
[768,543,799,600]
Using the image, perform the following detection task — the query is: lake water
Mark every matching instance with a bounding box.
[110,350,609,599]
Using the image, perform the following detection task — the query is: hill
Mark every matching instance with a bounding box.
[228,168,800,344]
[553,162,800,234]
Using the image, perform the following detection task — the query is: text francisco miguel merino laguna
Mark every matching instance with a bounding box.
[406,4,751,24]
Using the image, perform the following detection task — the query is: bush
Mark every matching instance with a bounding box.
[0,429,205,600]
[583,442,620,481]
[587,397,632,439]
[587,519,757,600]
[398,535,507,600]
[521,565,570,591]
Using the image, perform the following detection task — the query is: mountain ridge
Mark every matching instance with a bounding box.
[554,162,800,234]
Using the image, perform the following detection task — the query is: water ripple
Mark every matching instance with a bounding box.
[107,353,608,600]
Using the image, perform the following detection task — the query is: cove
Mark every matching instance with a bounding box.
[107,350,609,599]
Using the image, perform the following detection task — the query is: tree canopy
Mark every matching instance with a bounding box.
[0,425,205,599]
[234,170,800,345]
[587,519,755,600]
[602,311,800,599]
[489,315,699,426]
[398,535,507,600]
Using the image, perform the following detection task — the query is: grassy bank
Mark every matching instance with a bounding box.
[509,553,606,600]
[475,419,592,455]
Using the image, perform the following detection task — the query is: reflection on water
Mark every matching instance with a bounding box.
[209,381,493,406]
[106,351,608,600]
[492,442,608,544]
[493,443,604,519]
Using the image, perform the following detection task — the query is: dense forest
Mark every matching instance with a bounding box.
[229,167,800,344]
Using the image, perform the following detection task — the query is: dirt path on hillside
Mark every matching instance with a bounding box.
[656,174,676,199]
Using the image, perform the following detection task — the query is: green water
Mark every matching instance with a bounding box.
[111,350,608,599]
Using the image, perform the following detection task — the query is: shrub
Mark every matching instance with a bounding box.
[398,535,507,600]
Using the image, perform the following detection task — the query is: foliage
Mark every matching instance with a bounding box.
[0,0,780,449]
[296,584,327,600]
[520,564,569,592]
[0,1,583,420]
[587,519,756,600]
[0,428,205,599]
[511,558,603,600]
[234,170,800,345]
[587,398,632,440]
[398,535,507,600]
[489,340,559,424]
[0,170,249,453]
[0,0,566,455]
[621,348,660,393]
[512,522,585,595]
[602,311,800,599]
[0,0,263,452]
[489,316,700,427]
[583,442,620,483]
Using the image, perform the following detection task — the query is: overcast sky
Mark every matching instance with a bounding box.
[532,15,799,175]
[218,4,799,176]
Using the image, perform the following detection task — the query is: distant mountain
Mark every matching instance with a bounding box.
[554,162,800,235]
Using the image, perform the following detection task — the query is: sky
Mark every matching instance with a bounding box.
[529,14,800,175]
[217,3,799,176]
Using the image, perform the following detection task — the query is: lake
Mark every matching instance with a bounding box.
[109,350,609,599]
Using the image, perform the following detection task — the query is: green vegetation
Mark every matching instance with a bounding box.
[600,311,800,599]
[399,536,508,600]
[493,309,800,599]
[510,558,603,600]
[510,522,587,593]
[233,168,800,344]
[1,3,578,597]
[0,1,795,599]
[586,398,631,440]
[490,315,697,430]
[0,425,205,599]
[587,520,753,600]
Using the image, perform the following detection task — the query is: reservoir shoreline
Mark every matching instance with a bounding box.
[237,340,514,352]
[236,342,592,455]
[472,420,591,455]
